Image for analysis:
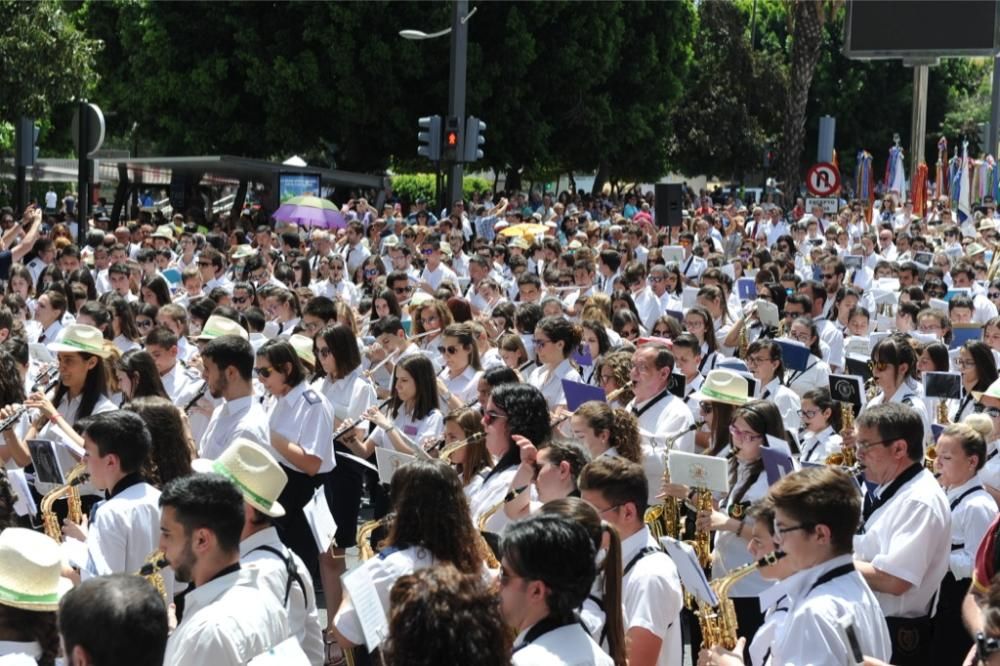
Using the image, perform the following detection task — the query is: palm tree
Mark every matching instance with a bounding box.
[778,1,832,200]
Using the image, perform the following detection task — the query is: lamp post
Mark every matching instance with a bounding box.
[401,2,476,213]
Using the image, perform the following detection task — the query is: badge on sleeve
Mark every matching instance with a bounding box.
[303,390,321,405]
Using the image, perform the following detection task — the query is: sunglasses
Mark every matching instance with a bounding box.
[437,345,462,355]
[233,296,248,304]
[198,262,212,267]
[254,367,275,378]
[136,319,154,329]
[483,409,508,426]
[394,286,413,294]
[421,248,435,256]
[364,269,379,277]
[318,347,333,358]
[872,361,890,371]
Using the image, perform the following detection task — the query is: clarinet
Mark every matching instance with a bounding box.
[183,382,209,414]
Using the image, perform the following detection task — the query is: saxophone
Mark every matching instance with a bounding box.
[356,515,392,561]
[475,500,504,569]
[825,401,856,468]
[40,462,89,542]
[644,421,704,543]
[698,551,786,650]
[738,323,749,360]
[691,488,713,570]
[137,550,169,601]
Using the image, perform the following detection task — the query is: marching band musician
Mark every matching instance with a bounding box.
[441,408,490,488]
[499,513,614,666]
[410,298,452,369]
[954,341,998,423]
[436,323,482,415]
[312,323,376,638]
[495,439,589,530]
[365,315,421,394]
[864,335,932,445]
[255,339,335,582]
[783,317,832,398]
[198,332,270,459]
[670,333,706,420]
[144,326,204,409]
[930,423,995,665]
[571,400,643,464]
[358,355,443,457]
[466,383,551,526]
[332,459,486,651]
[850,403,950,666]
[580,456,683,666]
[746,340,801,435]
[697,401,788,654]
[797,388,844,465]
[528,316,583,411]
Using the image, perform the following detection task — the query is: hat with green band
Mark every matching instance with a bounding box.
[196,314,250,341]
[0,528,72,611]
[693,369,749,406]
[46,324,114,358]
[191,439,287,518]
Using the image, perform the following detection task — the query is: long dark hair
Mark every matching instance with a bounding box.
[485,384,551,480]
[391,355,439,421]
[52,352,110,421]
[317,324,362,380]
[962,340,998,393]
[123,396,194,487]
[386,459,482,573]
[116,350,169,400]
[0,605,59,666]
[729,400,787,504]
[0,350,25,406]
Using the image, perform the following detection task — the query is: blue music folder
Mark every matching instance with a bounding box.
[761,446,795,485]
[950,325,983,350]
[562,379,606,411]
[774,338,811,372]
[736,278,757,302]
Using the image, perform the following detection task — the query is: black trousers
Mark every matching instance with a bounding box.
[931,573,971,666]
[275,465,323,584]
[886,615,933,666]
[731,597,764,664]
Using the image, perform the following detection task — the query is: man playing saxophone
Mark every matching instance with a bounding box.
[701,467,891,666]
[580,457,683,666]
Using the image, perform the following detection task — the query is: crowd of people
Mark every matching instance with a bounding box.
[0,184,998,665]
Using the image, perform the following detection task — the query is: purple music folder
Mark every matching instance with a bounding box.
[572,344,593,366]
[761,446,795,485]
[562,379,606,412]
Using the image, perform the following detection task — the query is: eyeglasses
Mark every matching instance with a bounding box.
[596,504,622,516]
[957,359,977,370]
[729,425,763,441]
[976,632,1000,663]
[799,408,820,419]
[990,293,1000,300]
[136,319,154,329]
[482,409,508,426]
[872,361,890,371]
[317,347,333,358]
[745,355,773,367]
[197,261,212,267]
[437,345,462,355]
[650,276,666,283]
[699,402,714,414]
[773,520,815,544]
[364,269,379,277]
[394,286,413,294]
[533,339,551,348]
[254,366,275,378]
[856,439,891,452]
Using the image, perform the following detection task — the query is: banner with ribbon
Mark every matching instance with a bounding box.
[856,150,874,224]
[913,163,929,216]
[936,137,948,199]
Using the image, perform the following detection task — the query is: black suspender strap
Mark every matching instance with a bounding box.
[631,390,670,419]
[249,544,307,609]
[861,464,922,527]
[624,546,660,577]
[511,617,572,653]
[807,563,856,595]
[950,485,985,510]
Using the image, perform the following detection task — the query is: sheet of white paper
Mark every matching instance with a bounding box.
[375,447,415,485]
[661,537,718,606]
[29,343,55,364]
[6,468,35,517]
[756,300,779,328]
[303,485,338,554]
[667,450,729,494]
[248,637,310,665]
[335,451,379,473]
[681,286,700,310]
[341,565,389,652]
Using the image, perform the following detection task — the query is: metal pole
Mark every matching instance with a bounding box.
[909,65,929,196]
[991,55,1000,158]
[446,0,468,211]
[77,101,91,239]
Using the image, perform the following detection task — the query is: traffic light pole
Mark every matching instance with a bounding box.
[446,0,468,211]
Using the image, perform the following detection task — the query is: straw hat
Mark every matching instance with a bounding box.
[288,334,315,367]
[196,315,250,341]
[973,376,1000,404]
[231,244,257,260]
[192,439,287,518]
[47,324,114,358]
[693,369,749,406]
[151,224,175,241]
[0,528,72,611]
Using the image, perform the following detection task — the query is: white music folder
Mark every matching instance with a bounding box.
[303,485,337,554]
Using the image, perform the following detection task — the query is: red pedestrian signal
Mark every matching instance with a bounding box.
[446,131,458,146]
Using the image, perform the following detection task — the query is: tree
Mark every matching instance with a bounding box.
[778,0,828,197]
[0,0,100,121]
[669,0,784,180]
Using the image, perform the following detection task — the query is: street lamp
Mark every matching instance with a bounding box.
[400,3,477,210]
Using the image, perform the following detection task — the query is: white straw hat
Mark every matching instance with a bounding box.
[0,528,72,611]
[192,439,287,517]
[693,369,749,406]
[196,315,250,341]
[288,334,316,367]
[47,324,114,358]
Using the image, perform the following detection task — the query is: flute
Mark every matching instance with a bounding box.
[0,376,61,433]
[183,381,209,414]
[332,396,394,442]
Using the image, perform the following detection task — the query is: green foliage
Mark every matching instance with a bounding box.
[390,174,490,202]
[939,59,994,156]
[0,0,101,121]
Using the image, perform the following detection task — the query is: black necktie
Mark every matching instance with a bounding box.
[762,389,771,400]
[38,334,45,343]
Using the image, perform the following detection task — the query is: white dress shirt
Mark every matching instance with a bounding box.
[200,395,271,460]
[440,365,480,415]
[620,528,683,666]
[370,404,443,453]
[785,354,831,398]
[333,545,436,646]
[161,362,204,409]
[864,382,931,447]
[756,378,801,433]
[945,477,995,580]
[420,263,458,291]
[313,369,376,423]
[311,279,359,308]
[240,527,324,666]
[528,359,582,411]
[466,465,517,527]
[163,566,290,666]
[799,426,843,465]
[712,465,771,598]
[78,476,162,581]
[267,382,336,474]
[770,554,892,665]
[750,583,789,666]
[853,467,950,618]
[511,622,613,666]
[630,390,696,506]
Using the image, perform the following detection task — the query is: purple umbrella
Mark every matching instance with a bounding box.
[272,202,346,229]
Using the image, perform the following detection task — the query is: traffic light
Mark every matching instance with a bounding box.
[464,116,486,163]
[15,117,39,167]
[443,116,462,163]
[417,115,442,162]
[763,145,775,169]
